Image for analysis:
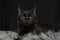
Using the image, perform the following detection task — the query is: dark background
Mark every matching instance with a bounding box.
[0,0,60,32]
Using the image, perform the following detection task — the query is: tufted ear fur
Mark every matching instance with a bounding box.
[32,6,36,16]
[17,6,22,17]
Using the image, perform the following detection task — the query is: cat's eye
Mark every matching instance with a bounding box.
[29,17,32,18]
[21,17,25,18]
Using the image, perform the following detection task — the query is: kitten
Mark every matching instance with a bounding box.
[17,5,54,36]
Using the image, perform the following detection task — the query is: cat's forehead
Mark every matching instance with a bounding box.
[22,10,33,15]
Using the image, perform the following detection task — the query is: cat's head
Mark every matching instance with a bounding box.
[17,6,36,25]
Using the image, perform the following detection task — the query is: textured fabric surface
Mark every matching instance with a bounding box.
[21,30,60,40]
[0,31,19,40]
[0,30,60,40]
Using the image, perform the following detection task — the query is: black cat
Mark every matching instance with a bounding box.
[17,5,54,36]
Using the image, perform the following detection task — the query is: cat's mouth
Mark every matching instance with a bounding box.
[24,21,32,25]
[26,22,30,24]
[26,22,29,24]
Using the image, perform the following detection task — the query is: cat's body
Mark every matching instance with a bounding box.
[17,5,53,36]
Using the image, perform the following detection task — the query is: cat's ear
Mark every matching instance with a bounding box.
[33,6,36,16]
[17,6,22,17]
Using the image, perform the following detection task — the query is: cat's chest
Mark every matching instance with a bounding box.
[20,24,35,30]
[20,24,35,34]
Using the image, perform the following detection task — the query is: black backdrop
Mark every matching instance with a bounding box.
[0,0,17,31]
[0,0,60,32]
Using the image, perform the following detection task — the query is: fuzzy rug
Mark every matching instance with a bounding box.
[20,30,60,40]
[0,30,60,40]
[0,31,19,40]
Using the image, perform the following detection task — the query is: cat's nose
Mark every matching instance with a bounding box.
[26,22,28,24]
